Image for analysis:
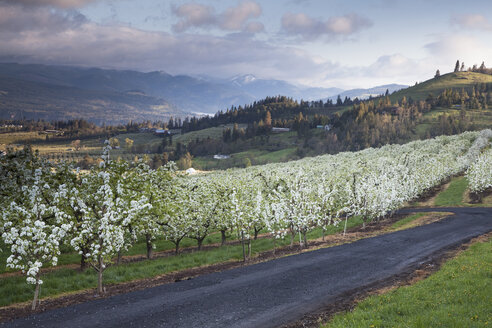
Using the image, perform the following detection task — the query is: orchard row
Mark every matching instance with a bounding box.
[1,129,491,309]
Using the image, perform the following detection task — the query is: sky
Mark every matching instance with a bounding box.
[0,0,491,89]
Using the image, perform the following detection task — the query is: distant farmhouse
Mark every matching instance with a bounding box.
[316,125,331,131]
[271,127,290,133]
[214,154,231,160]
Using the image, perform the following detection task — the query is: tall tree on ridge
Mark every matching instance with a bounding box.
[454,60,460,72]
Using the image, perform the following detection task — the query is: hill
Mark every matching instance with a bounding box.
[391,71,492,101]
[0,76,184,125]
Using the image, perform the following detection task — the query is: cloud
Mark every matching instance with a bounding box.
[172,1,264,33]
[451,14,492,31]
[0,2,333,85]
[220,1,262,30]
[171,3,216,32]
[0,0,98,8]
[0,3,87,32]
[281,12,372,41]
[424,34,492,66]
[244,21,265,33]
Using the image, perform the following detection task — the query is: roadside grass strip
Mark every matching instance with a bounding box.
[324,236,492,328]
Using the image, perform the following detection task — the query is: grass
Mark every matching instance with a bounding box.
[173,124,245,145]
[434,176,468,207]
[0,131,46,146]
[0,216,366,307]
[390,213,427,230]
[0,229,237,274]
[323,236,492,328]
[391,72,492,102]
[193,146,298,170]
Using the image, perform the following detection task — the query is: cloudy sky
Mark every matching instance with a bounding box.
[1,0,491,88]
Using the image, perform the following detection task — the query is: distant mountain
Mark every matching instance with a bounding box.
[0,75,183,125]
[228,74,343,102]
[0,63,343,118]
[327,84,408,102]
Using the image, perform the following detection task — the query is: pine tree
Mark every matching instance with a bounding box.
[434,69,441,78]
[454,60,460,72]
[479,61,486,73]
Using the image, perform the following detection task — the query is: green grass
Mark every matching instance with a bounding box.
[390,213,427,230]
[173,124,245,145]
[391,72,492,102]
[193,146,298,170]
[323,237,492,328]
[434,176,468,207]
[0,216,367,307]
[0,131,46,146]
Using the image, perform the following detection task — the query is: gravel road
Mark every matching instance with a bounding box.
[4,207,492,328]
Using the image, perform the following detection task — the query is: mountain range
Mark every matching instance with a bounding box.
[0,63,408,124]
[326,84,408,102]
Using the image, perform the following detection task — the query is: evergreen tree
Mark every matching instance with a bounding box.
[435,69,441,78]
[336,95,343,106]
[479,61,486,73]
[454,60,460,72]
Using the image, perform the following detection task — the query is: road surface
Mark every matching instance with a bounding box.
[3,207,492,328]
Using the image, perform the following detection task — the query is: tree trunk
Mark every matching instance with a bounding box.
[221,230,227,246]
[116,250,122,265]
[322,227,325,241]
[290,229,295,248]
[97,256,104,294]
[146,234,153,259]
[343,216,348,236]
[241,231,246,262]
[197,237,205,251]
[174,240,180,255]
[247,238,252,259]
[80,254,87,271]
[80,246,89,271]
[31,274,41,310]
[303,232,308,247]
[254,227,260,240]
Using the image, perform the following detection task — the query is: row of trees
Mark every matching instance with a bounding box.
[2,130,491,310]
[466,131,492,195]
[454,60,492,75]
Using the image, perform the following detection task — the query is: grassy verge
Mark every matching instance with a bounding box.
[323,236,492,328]
[434,176,468,207]
[390,213,427,230]
[0,217,366,307]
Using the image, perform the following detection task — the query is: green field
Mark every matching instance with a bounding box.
[173,124,246,145]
